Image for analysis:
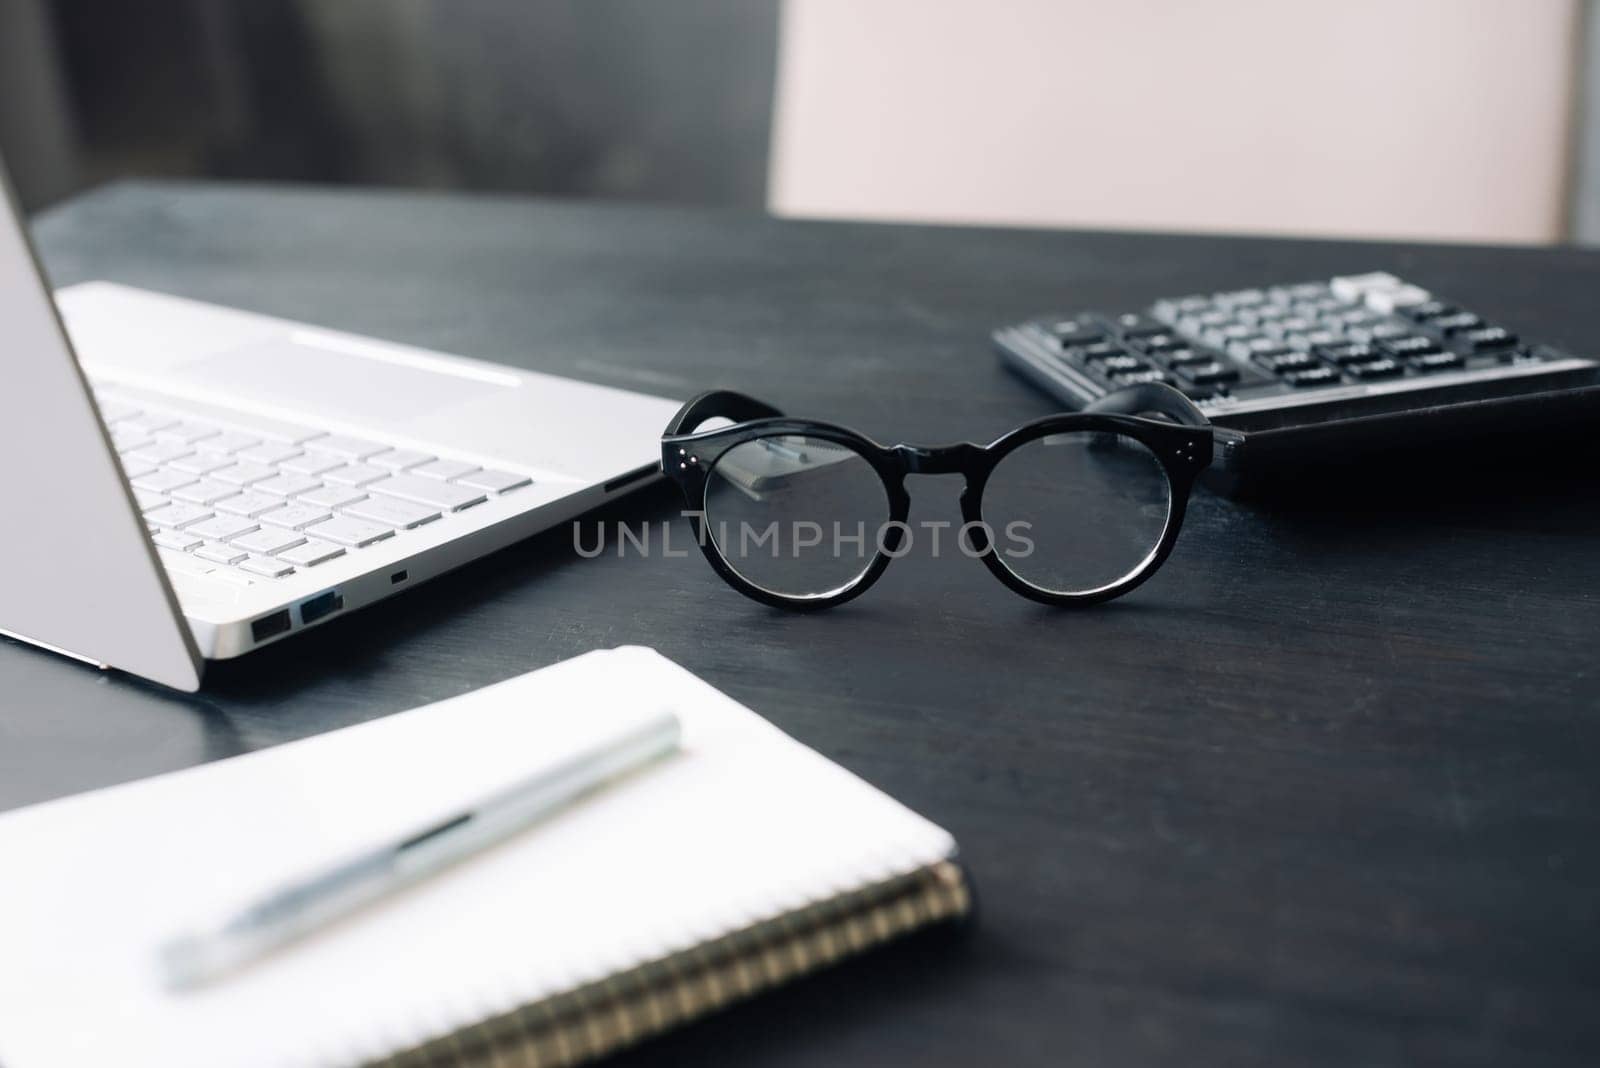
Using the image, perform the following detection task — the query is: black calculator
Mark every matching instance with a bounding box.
[994,272,1600,491]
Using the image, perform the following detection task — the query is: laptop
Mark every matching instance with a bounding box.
[0,160,680,692]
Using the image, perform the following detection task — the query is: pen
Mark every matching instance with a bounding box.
[160,706,682,990]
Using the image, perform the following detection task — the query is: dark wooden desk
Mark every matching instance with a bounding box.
[7,183,1599,1066]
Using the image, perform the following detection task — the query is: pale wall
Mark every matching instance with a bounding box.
[771,0,1579,243]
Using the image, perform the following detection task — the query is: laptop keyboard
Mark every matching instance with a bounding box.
[94,388,533,581]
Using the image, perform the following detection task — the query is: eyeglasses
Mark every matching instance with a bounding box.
[659,383,1213,610]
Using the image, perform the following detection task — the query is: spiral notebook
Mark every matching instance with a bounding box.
[0,646,968,1068]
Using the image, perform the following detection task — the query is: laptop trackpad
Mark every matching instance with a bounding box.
[176,336,511,423]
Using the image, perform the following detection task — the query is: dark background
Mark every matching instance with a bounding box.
[0,0,780,212]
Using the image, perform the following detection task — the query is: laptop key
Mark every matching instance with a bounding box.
[278,539,345,567]
[171,479,246,505]
[152,529,204,552]
[239,555,296,578]
[257,503,334,531]
[132,488,167,512]
[412,459,481,482]
[155,422,222,445]
[168,453,235,476]
[195,542,249,566]
[456,469,532,494]
[233,527,307,555]
[322,463,390,487]
[277,452,346,477]
[127,441,194,467]
[131,469,200,494]
[215,491,292,518]
[369,473,487,512]
[368,448,436,471]
[304,516,396,548]
[342,495,441,530]
[145,502,215,529]
[194,430,261,455]
[120,412,181,436]
[300,485,368,509]
[253,474,324,499]
[186,514,260,542]
[236,442,303,466]
[304,434,388,461]
[211,461,279,486]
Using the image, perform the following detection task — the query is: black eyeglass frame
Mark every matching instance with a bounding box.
[660,383,1213,610]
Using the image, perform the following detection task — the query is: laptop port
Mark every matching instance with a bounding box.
[250,609,292,643]
[299,590,344,625]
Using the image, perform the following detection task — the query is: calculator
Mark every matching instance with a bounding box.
[994,272,1600,491]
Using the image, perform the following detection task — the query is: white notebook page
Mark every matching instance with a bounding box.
[0,646,956,1068]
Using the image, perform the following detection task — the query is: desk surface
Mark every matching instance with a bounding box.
[7,183,1600,1066]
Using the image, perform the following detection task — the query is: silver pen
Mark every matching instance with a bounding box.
[160,706,682,990]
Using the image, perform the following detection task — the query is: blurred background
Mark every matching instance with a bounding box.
[2,0,1598,244]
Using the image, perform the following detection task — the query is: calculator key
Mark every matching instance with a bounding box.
[131,469,199,494]
[342,495,442,530]
[170,479,244,505]
[1111,370,1173,387]
[1106,313,1168,338]
[456,469,532,494]
[1047,317,1104,345]
[369,474,488,513]
[278,539,346,568]
[1179,362,1240,385]
[233,527,307,555]
[258,503,334,531]
[1132,333,1184,353]
[1348,358,1403,379]
[1399,300,1455,322]
[1316,341,1382,365]
[239,555,296,579]
[369,448,437,471]
[195,542,249,566]
[145,502,214,529]
[1284,367,1340,387]
[186,514,260,542]
[215,491,292,518]
[1256,351,1319,373]
[303,516,396,548]
[1378,336,1441,359]
[1410,351,1465,372]
[1454,326,1518,353]
[152,529,203,552]
[1431,312,1483,335]
[1094,354,1146,374]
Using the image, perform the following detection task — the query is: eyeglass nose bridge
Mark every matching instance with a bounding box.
[894,442,983,476]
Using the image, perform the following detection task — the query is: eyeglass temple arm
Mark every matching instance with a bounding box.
[663,390,786,436]
[1085,382,1211,428]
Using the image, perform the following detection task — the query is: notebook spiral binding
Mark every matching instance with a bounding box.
[375,861,972,1068]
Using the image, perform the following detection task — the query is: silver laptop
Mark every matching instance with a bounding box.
[0,160,680,692]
